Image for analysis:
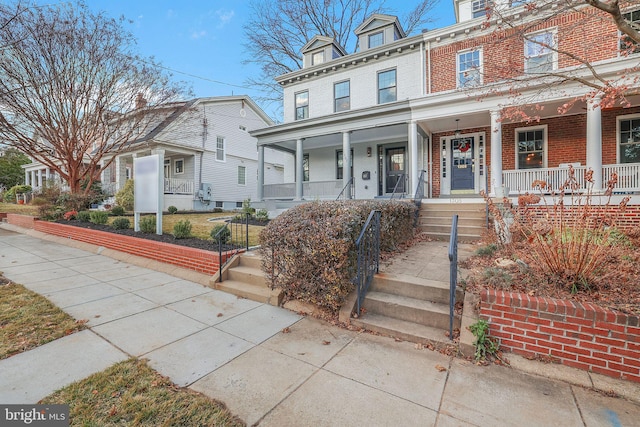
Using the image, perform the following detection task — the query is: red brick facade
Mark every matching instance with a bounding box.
[481,289,640,383]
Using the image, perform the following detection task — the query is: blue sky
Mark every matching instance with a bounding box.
[58,1,457,120]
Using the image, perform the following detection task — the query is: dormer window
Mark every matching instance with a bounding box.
[472,0,489,18]
[368,31,384,48]
[312,51,325,65]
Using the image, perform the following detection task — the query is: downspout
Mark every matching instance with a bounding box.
[421,41,426,96]
[427,40,432,95]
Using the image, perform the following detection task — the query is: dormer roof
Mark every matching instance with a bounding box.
[354,14,406,38]
[301,35,347,56]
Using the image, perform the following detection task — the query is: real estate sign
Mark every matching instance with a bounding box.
[133,154,163,235]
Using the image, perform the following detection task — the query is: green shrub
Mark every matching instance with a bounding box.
[89,211,109,225]
[139,215,156,233]
[210,224,230,244]
[256,209,269,222]
[110,205,125,216]
[167,205,178,214]
[469,319,499,362]
[173,220,192,239]
[475,244,498,257]
[55,192,94,212]
[115,180,134,211]
[5,184,31,203]
[111,217,131,230]
[258,200,416,314]
[76,211,91,222]
[213,207,223,213]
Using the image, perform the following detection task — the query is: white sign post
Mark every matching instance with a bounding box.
[133,154,163,235]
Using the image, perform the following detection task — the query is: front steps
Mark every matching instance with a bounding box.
[210,252,282,306]
[351,273,462,347]
[418,202,487,241]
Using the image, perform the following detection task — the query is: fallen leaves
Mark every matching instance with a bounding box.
[435,364,447,372]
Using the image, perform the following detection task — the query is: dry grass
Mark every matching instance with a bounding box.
[0,202,38,215]
[40,358,245,426]
[0,279,86,359]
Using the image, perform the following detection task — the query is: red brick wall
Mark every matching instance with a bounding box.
[480,289,640,383]
[520,205,640,229]
[0,213,7,221]
[30,220,225,275]
[6,214,36,229]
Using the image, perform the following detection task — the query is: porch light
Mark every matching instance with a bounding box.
[455,119,461,138]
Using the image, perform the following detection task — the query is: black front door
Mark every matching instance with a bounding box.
[451,137,474,191]
[385,147,406,194]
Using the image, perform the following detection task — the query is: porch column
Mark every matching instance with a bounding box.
[257,145,265,201]
[408,121,419,197]
[30,171,36,188]
[295,138,304,200]
[342,132,352,199]
[490,110,503,196]
[25,170,30,186]
[45,167,50,181]
[586,96,603,191]
[115,156,122,191]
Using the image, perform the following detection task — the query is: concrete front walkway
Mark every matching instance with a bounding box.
[1,225,640,426]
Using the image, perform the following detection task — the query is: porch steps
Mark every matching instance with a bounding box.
[351,273,461,347]
[211,252,283,306]
[418,202,487,241]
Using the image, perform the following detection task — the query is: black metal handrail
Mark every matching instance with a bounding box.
[336,176,355,200]
[447,214,459,341]
[413,170,427,226]
[354,210,381,316]
[216,212,250,283]
[389,173,407,199]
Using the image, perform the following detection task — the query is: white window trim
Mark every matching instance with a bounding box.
[618,8,640,57]
[515,125,548,169]
[377,67,397,104]
[312,50,324,65]
[237,165,246,186]
[174,158,184,175]
[216,136,226,162]
[334,80,350,112]
[456,47,483,88]
[369,31,384,48]
[294,90,309,121]
[523,29,558,74]
[616,113,640,163]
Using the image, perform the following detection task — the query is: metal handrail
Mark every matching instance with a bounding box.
[354,210,381,316]
[336,176,354,200]
[413,170,426,226]
[216,212,250,283]
[389,173,407,199]
[447,214,459,341]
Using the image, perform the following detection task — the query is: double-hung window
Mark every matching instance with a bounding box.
[174,159,184,174]
[472,0,489,18]
[312,51,324,65]
[336,149,354,180]
[302,154,309,182]
[378,69,397,104]
[295,91,309,120]
[334,81,350,112]
[524,31,556,74]
[458,49,482,88]
[621,9,640,55]
[369,31,384,48]
[216,136,225,161]
[516,127,546,169]
[619,116,640,163]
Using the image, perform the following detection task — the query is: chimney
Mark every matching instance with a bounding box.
[135,93,147,109]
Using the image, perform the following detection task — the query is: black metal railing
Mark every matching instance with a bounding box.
[336,176,355,200]
[413,170,427,226]
[215,212,251,283]
[447,214,459,341]
[354,210,381,315]
[389,173,407,199]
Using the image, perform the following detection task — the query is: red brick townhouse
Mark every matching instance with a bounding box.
[251,0,640,224]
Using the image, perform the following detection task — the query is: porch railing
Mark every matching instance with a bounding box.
[603,163,640,192]
[353,210,381,316]
[447,214,459,341]
[336,177,355,200]
[164,178,194,194]
[389,173,407,199]
[263,179,348,200]
[413,170,426,226]
[215,213,250,283]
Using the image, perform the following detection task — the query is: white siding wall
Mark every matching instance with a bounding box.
[282,49,423,122]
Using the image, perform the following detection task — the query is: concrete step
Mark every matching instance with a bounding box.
[418,216,486,226]
[226,265,267,287]
[364,291,459,330]
[371,273,454,304]
[238,253,263,269]
[420,223,485,236]
[351,313,457,347]
[213,279,282,306]
[420,231,482,242]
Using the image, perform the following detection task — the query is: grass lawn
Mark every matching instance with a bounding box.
[40,358,245,426]
[0,202,38,216]
[0,280,85,360]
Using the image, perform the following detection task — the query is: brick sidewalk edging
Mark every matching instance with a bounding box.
[5,214,224,275]
[480,289,640,383]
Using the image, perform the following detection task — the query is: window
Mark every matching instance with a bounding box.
[378,69,397,104]
[303,154,309,182]
[524,31,556,73]
[215,201,223,208]
[174,158,184,174]
[619,117,640,163]
[368,31,384,48]
[336,149,354,180]
[472,0,489,18]
[458,49,482,87]
[516,127,546,169]
[312,51,324,65]
[236,201,243,208]
[216,136,225,161]
[621,10,640,55]
[237,166,246,185]
[334,81,350,112]
[295,91,309,120]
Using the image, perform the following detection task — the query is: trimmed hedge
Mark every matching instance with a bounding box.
[259,200,416,313]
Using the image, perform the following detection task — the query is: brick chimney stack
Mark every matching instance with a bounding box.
[135,93,147,109]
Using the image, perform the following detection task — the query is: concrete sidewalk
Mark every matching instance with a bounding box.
[1,225,640,426]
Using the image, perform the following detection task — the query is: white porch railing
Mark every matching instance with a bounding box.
[263,179,346,200]
[164,178,194,195]
[502,163,640,194]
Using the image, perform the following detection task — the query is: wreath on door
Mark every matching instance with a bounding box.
[458,139,471,152]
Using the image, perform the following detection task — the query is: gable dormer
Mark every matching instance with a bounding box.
[354,14,406,52]
[301,35,347,69]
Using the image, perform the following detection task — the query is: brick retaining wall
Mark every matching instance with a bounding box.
[6,213,36,229]
[480,289,640,383]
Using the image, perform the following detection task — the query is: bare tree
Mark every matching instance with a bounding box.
[0,1,189,194]
[476,0,640,121]
[243,0,440,114]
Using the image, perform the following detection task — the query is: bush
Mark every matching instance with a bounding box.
[139,215,156,233]
[167,205,178,214]
[4,184,31,203]
[55,192,94,212]
[110,205,125,216]
[63,210,78,220]
[213,207,223,213]
[210,224,230,244]
[256,209,269,222]
[173,220,192,239]
[241,198,255,216]
[259,200,416,314]
[89,211,109,225]
[76,211,91,222]
[111,217,130,230]
[115,180,134,211]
